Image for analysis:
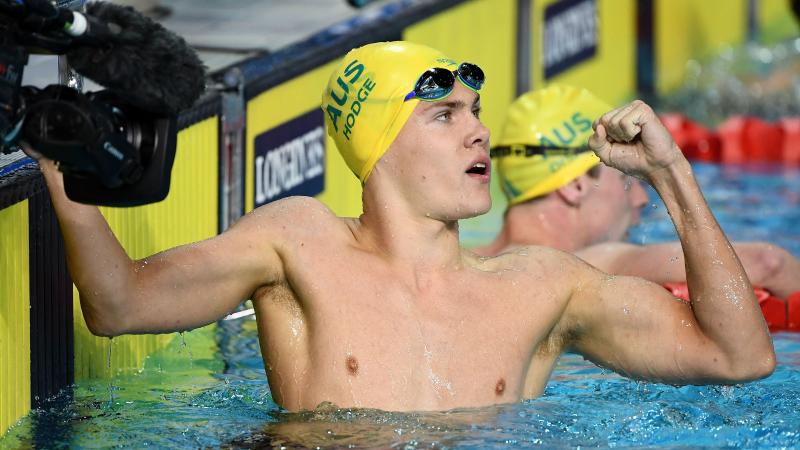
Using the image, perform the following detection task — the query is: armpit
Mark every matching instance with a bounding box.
[536,316,584,356]
[253,280,301,312]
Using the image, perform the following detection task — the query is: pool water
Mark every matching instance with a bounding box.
[2,162,800,449]
[628,163,800,257]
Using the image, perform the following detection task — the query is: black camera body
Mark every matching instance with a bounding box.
[0,0,181,207]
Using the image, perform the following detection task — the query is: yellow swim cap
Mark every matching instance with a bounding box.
[321,41,458,183]
[495,85,611,206]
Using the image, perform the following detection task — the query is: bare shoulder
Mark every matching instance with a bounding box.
[465,245,602,355]
[233,196,349,240]
[470,244,591,273]
[504,246,610,351]
[465,244,596,299]
[247,196,337,222]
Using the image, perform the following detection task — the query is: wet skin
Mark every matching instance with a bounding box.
[36,86,774,413]
[248,85,573,410]
[251,209,576,410]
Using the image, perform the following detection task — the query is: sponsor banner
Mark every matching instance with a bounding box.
[253,109,325,207]
[543,0,598,79]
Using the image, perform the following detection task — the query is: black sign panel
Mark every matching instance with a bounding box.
[543,0,599,79]
[253,109,325,207]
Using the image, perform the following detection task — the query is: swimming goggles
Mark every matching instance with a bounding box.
[490,144,591,158]
[404,62,485,102]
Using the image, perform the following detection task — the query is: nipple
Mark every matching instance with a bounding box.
[495,378,506,396]
[346,355,359,376]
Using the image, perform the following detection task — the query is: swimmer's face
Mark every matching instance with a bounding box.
[581,165,649,243]
[378,82,491,220]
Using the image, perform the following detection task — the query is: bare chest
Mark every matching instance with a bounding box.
[255,251,561,411]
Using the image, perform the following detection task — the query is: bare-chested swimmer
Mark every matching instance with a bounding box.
[30,41,774,412]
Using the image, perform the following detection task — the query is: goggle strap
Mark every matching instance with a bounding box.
[490,145,592,158]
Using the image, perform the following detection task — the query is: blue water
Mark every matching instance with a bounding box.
[2,163,800,449]
[629,163,800,257]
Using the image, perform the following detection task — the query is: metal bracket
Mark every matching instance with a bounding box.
[218,67,246,232]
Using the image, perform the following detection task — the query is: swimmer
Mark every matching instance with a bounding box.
[28,42,774,412]
[476,85,800,299]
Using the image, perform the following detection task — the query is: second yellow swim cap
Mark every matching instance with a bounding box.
[321,41,458,183]
[495,85,611,206]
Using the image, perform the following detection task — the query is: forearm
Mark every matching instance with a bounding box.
[648,157,774,373]
[605,241,800,298]
[40,161,135,334]
[37,160,287,336]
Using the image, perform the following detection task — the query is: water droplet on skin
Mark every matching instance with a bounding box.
[290,317,301,338]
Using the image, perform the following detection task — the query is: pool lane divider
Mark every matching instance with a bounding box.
[787,293,800,331]
[661,113,800,165]
[664,282,800,332]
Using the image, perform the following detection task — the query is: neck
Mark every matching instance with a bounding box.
[478,198,586,256]
[356,182,465,271]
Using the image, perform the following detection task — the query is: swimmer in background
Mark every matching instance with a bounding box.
[28,42,774,412]
[475,85,800,299]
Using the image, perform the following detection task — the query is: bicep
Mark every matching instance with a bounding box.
[565,271,732,384]
[121,213,285,334]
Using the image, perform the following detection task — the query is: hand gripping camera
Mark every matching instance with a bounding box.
[0,0,205,206]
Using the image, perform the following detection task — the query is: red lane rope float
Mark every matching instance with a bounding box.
[660,114,721,162]
[788,292,800,331]
[661,113,800,165]
[663,282,800,333]
[719,116,783,163]
[781,117,800,165]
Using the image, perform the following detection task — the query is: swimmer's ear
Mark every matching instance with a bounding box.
[555,176,593,207]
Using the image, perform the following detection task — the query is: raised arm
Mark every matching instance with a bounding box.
[563,101,775,383]
[578,241,800,298]
[38,157,285,336]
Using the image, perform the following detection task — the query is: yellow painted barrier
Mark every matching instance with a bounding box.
[73,117,220,380]
[402,0,518,225]
[655,0,748,95]
[246,63,363,217]
[758,0,799,44]
[530,0,637,106]
[246,0,517,219]
[404,0,517,141]
[0,202,30,436]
